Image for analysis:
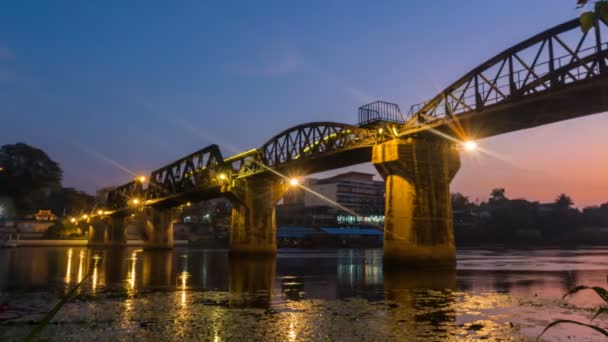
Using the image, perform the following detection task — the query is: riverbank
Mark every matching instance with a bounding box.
[0,239,189,248]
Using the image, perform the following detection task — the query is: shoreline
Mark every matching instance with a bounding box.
[0,239,189,248]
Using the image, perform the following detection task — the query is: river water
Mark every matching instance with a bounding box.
[0,247,607,341]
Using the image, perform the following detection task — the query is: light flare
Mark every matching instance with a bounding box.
[463,140,478,151]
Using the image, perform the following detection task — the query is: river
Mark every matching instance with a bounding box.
[0,247,607,341]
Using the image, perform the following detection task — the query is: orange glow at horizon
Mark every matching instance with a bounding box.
[452,114,608,208]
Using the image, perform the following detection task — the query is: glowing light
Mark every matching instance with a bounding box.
[218,173,227,180]
[70,217,76,223]
[289,321,297,341]
[378,128,383,134]
[97,210,103,215]
[92,254,101,292]
[136,176,147,183]
[128,251,138,291]
[186,202,191,207]
[463,140,478,151]
[289,178,299,187]
[131,198,140,205]
[65,248,73,284]
[391,126,399,136]
[82,214,88,219]
[77,250,85,283]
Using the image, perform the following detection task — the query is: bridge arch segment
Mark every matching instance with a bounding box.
[407,18,608,129]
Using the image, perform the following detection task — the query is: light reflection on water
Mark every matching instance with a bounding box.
[0,247,607,340]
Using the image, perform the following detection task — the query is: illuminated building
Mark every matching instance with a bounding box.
[278,171,385,226]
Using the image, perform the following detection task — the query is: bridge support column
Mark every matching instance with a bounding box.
[87,216,127,247]
[229,177,286,256]
[142,208,175,249]
[373,137,460,267]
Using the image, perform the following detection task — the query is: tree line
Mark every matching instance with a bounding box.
[0,143,95,218]
[452,189,608,244]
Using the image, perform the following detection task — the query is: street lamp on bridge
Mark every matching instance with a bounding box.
[462,140,478,152]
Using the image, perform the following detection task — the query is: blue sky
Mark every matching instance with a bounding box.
[1,1,606,206]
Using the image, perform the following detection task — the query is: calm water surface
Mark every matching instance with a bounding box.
[1,247,608,341]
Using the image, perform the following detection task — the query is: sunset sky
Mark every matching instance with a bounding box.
[1,1,606,207]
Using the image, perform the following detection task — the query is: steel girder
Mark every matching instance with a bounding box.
[406,18,608,128]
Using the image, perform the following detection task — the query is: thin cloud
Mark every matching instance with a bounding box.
[306,63,375,104]
[225,47,302,77]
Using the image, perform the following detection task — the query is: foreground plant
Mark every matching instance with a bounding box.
[577,0,608,32]
[538,277,608,340]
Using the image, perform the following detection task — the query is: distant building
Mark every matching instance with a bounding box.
[277,225,383,248]
[278,171,385,227]
[34,210,57,221]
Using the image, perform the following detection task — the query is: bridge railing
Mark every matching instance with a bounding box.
[407,19,608,122]
[358,101,405,126]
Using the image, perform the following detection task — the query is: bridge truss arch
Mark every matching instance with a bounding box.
[407,18,608,128]
[251,122,384,175]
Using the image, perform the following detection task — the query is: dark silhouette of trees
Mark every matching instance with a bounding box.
[0,143,95,218]
[555,193,574,208]
[46,187,95,217]
[452,188,608,245]
[0,143,62,215]
[489,188,507,204]
[451,192,475,212]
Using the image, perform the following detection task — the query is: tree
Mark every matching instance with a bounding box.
[0,143,62,215]
[577,0,608,32]
[555,193,574,209]
[489,188,507,204]
[47,187,95,217]
[451,192,475,212]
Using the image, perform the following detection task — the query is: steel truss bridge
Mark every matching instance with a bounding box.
[106,18,608,212]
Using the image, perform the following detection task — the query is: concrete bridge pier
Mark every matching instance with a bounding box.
[141,207,175,249]
[373,137,461,267]
[229,177,286,256]
[87,216,127,247]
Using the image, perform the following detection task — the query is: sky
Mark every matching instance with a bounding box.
[1,1,606,207]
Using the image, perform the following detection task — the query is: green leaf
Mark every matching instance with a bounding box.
[537,320,608,340]
[591,286,608,304]
[580,11,596,33]
[563,285,608,304]
[562,285,591,299]
[592,307,608,321]
[24,264,95,341]
[596,1,608,22]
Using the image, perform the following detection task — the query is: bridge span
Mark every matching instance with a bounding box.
[81,18,608,266]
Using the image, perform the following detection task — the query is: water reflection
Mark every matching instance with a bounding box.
[384,268,457,338]
[178,254,190,307]
[228,256,275,308]
[142,250,172,288]
[65,248,73,284]
[91,254,100,293]
[2,247,608,340]
[77,250,85,283]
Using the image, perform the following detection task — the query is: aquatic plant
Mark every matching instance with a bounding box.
[538,277,608,340]
[23,257,97,342]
